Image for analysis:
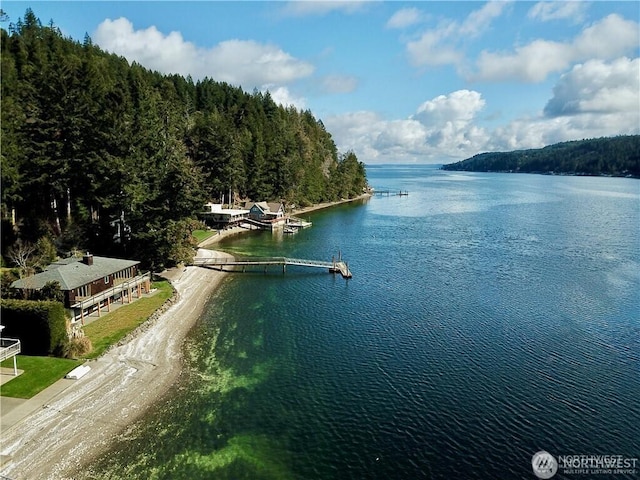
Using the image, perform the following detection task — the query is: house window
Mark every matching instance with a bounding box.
[114,268,130,280]
[77,285,90,297]
[104,276,110,284]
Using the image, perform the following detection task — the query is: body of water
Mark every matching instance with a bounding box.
[85,166,640,479]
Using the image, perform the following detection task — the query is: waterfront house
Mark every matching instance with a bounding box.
[10,253,151,324]
[248,202,285,222]
[200,203,249,228]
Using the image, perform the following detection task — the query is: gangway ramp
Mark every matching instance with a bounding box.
[193,255,352,278]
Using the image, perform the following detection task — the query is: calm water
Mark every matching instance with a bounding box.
[85,166,640,480]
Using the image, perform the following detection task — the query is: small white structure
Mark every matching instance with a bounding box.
[0,325,21,376]
[201,203,249,226]
[65,364,91,379]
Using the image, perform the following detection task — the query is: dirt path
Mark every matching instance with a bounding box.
[0,249,230,480]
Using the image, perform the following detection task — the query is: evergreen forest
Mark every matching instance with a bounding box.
[442,136,640,177]
[1,10,368,272]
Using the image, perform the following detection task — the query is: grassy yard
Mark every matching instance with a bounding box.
[0,279,174,398]
[193,229,217,244]
[1,356,81,398]
[83,279,174,359]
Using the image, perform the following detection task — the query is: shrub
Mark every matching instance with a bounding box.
[64,336,93,359]
[0,299,69,356]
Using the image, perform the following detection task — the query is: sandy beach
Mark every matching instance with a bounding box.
[0,249,231,480]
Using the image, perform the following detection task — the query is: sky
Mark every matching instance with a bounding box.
[3,1,639,164]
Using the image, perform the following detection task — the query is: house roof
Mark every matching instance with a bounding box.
[267,202,283,213]
[250,202,283,214]
[11,255,140,291]
[250,202,269,212]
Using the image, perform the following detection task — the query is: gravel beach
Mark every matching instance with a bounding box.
[0,249,231,480]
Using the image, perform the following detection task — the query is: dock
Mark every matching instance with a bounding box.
[372,189,408,196]
[194,255,352,279]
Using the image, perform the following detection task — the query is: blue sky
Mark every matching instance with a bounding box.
[4,1,639,164]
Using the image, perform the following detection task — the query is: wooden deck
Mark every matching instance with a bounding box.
[194,256,352,278]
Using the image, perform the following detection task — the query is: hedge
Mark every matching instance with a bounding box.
[0,299,68,356]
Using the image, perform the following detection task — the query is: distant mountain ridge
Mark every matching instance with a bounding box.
[442,136,640,177]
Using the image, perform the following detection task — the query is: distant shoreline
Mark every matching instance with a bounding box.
[291,193,372,215]
[440,168,639,179]
[198,193,372,247]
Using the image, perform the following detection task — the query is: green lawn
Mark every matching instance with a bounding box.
[0,356,81,398]
[0,279,175,399]
[83,280,174,359]
[193,229,216,244]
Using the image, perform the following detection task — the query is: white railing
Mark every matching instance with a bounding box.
[194,256,335,269]
[0,338,21,362]
[70,272,151,310]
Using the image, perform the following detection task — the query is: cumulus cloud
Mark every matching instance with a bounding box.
[491,109,640,153]
[93,17,314,89]
[266,86,307,110]
[474,39,571,82]
[324,111,388,162]
[414,90,486,127]
[325,90,490,163]
[327,72,639,164]
[455,61,639,154]
[544,57,640,116]
[472,14,640,82]
[406,25,464,67]
[405,1,509,68]
[454,62,640,152]
[528,1,588,22]
[208,39,314,86]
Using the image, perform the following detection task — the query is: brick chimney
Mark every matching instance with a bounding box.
[83,252,94,266]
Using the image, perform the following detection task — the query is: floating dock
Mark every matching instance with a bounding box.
[372,189,408,196]
[194,255,352,279]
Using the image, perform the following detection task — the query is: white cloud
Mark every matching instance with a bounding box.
[327,70,640,164]
[405,1,509,68]
[461,57,640,152]
[324,111,388,162]
[544,57,640,116]
[266,86,307,110]
[93,18,198,77]
[386,7,423,29]
[414,90,486,127]
[474,39,572,82]
[573,14,640,59]
[491,109,640,153]
[208,39,314,86]
[472,14,640,82]
[528,1,588,22]
[326,90,490,163]
[459,0,512,37]
[374,119,428,153]
[470,56,640,152]
[93,17,314,89]
[406,24,464,67]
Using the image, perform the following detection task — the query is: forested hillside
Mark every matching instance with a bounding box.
[442,136,640,177]
[1,10,367,270]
